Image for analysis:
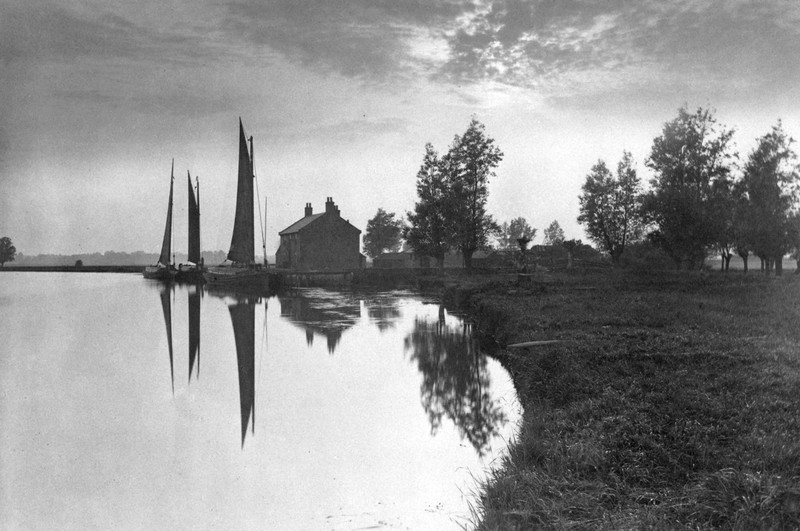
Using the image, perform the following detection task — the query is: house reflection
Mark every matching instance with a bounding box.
[277,290,361,354]
[404,306,508,457]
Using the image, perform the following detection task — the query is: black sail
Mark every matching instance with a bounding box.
[226,119,254,264]
[187,172,201,265]
[158,165,175,267]
[229,300,255,446]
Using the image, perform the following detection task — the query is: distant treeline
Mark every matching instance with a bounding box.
[14,250,230,266]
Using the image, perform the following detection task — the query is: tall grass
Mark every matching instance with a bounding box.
[463,271,800,529]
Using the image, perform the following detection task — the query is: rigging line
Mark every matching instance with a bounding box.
[252,140,267,261]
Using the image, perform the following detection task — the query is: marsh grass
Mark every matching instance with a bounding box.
[463,271,800,530]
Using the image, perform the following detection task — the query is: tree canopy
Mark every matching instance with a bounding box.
[498,217,536,249]
[405,143,452,269]
[0,237,16,266]
[577,151,643,264]
[442,118,504,270]
[405,119,503,271]
[740,121,799,274]
[542,220,565,246]
[363,208,404,259]
[642,106,736,269]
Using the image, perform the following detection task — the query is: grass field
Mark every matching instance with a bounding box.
[455,270,800,530]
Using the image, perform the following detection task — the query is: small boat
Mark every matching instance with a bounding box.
[203,119,270,288]
[176,172,204,283]
[144,161,178,280]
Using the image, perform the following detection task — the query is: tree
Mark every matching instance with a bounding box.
[405,144,452,270]
[641,106,736,269]
[442,118,504,271]
[0,237,16,266]
[542,220,565,245]
[363,208,404,259]
[740,121,800,275]
[577,151,643,265]
[497,217,536,249]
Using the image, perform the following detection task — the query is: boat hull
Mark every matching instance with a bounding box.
[203,265,277,291]
[175,265,205,284]
[143,266,177,280]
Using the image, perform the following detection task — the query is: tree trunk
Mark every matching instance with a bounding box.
[720,253,725,271]
[724,254,731,271]
[775,255,783,276]
[462,249,474,273]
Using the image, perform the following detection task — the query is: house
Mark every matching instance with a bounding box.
[275,197,364,271]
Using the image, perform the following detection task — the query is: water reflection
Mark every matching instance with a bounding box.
[363,293,402,332]
[228,297,256,447]
[159,285,175,394]
[278,290,361,354]
[404,305,509,457]
[188,287,200,382]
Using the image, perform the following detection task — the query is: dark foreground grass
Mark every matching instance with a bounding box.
[460,270,800,530]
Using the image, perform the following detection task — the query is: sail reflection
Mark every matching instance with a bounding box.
[159,285,175,394]
[278,290,361,354]
[188,288,200,382]
[404,306,508,457]
[228,298,256,447]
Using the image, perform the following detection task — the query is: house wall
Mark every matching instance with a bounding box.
[276,212,362,271]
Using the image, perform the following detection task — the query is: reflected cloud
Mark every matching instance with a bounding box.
[404,306,508,456]
[278,289,361,354]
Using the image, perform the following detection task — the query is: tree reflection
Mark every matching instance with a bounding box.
[404,306,508,456]
[363,295,402,332]
[278,290,360,354]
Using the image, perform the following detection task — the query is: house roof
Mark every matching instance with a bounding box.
[279,213,324,235]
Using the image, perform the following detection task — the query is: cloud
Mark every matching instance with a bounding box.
[219,0,477,80]
[435,0,800,101]
[0,2,224,67]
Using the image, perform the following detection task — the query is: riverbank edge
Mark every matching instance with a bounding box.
[441,271,800,530]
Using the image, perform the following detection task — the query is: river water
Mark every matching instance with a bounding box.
[0,273,520,530]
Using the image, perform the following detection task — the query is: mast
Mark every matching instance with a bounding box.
[227,119,255,265]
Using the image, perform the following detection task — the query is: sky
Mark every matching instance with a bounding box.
[1,0,799,257]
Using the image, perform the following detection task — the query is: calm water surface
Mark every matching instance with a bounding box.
[1,273,520,530]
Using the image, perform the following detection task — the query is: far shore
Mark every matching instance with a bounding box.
[0,265,145,273]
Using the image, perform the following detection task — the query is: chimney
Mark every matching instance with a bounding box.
[305,202,313,216]
[325,196,336,215]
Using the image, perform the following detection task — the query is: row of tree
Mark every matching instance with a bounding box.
[578,107,800,273]
[362,119,579,270]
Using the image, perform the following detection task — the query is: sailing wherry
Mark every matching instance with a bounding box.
[144,161,177,280]
[176,171,203,283]
[203,119,272,288]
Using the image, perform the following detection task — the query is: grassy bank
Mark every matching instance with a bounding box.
[453,270,800,529]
